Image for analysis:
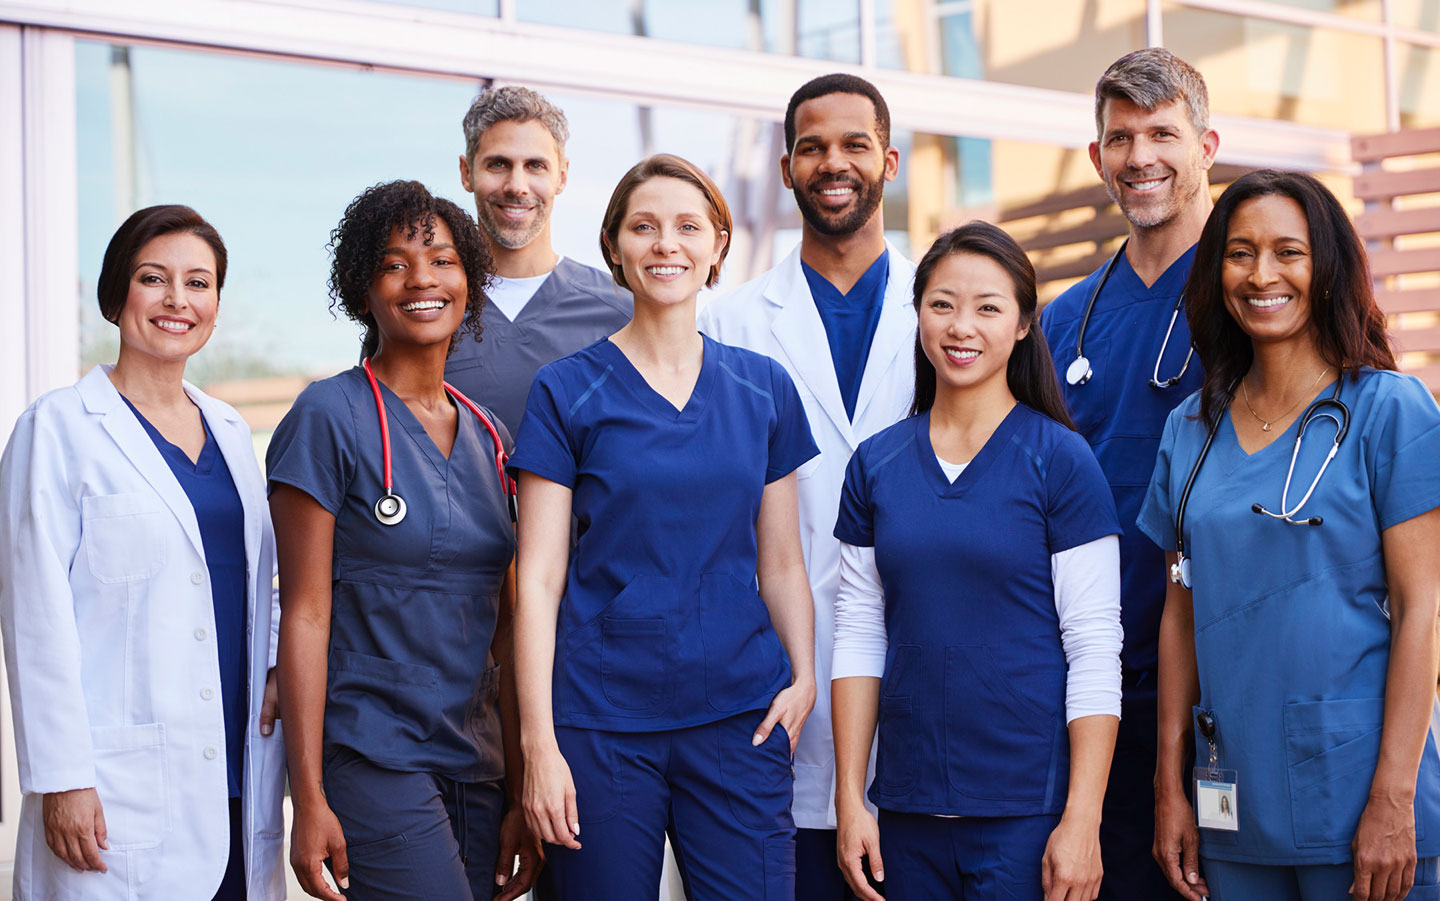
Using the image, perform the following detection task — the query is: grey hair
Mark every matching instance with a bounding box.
[462,85,570,164]
[1094,48,1209,138]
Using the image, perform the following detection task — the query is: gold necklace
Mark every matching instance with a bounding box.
[1241,367,1329,432]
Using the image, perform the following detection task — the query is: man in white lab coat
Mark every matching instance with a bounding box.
[698,72,916,899]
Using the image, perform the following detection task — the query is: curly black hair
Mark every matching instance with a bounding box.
[327,180,493,358]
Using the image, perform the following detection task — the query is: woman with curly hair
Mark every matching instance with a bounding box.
[267,180,539,900]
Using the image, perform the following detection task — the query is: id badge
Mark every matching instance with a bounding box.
[1193,767,1239,832]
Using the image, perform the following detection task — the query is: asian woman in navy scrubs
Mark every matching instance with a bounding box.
[509,154,819,900]
[1142,171,1440,901]
[831,222,1124,901]
[268,181,539,901]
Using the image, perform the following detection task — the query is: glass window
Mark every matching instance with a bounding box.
[516,0,860,62]
[970,0,1147,92]
[1399,41,1440,127]
[1239,0,1381,21]
[1391,0,1440,32]
[1162,5,1386,131]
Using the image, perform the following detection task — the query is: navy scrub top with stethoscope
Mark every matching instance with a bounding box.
[1137,369,1440,865]
[506,335,819,732]
[266,367,515,780]
[1039,243,1203,683]
[833,404,1120,817]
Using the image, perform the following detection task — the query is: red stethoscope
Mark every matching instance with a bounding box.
[362,357,517,526]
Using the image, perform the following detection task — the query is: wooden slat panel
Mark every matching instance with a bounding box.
[1376,288,1440,314]
[1392,326,1440,354]
[1035,250,1111,283]
[1353,168,1440,201]
[1001,185,1112,222]
[1355,206,1440,240]
[1368,246,1440,277]
[1020,213,1128,252]
[1352,128,1440,162]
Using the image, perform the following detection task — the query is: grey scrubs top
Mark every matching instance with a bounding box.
[446,257,632,435]
[266,367,515,780]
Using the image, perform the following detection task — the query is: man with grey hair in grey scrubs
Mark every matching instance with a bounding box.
[446,85,632,435]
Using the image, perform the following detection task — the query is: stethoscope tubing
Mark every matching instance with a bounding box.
[362,357,517,526]
[1171,377,1350,588]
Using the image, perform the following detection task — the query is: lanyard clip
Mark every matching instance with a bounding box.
[1197,709,1220,778]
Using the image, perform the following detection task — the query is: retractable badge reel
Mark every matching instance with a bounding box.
[1193,710,1239,832]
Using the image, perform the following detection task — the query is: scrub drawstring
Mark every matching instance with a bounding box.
[454,781,469,866]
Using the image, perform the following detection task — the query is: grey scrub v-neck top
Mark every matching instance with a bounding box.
[267,367,515,780]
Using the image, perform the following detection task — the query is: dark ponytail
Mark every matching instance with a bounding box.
[910,221,1075,430]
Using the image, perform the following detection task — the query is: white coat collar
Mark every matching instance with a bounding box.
[762,241,916,449]
[77,365,259,568]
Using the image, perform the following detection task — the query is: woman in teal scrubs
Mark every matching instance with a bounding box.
[1141,170,1440,901]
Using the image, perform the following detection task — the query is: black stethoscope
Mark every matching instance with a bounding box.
[1169,376,1350,588]
[1065,240,1196,389]
[362,357,517,526]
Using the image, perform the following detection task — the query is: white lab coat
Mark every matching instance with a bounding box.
[0,365,286,900]
[698,242,916,829]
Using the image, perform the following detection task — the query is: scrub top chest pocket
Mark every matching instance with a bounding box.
[510,337,818,732]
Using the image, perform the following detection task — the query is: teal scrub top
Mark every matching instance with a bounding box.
[1138,369,1440,865]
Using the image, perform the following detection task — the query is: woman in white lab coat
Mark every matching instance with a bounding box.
[0,205,287,900]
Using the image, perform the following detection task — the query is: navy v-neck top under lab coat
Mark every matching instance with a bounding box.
[834,405,1120,817]
[507,335,819,732]
[802,251,889,422]
[266,367,515,781]
[122,398,248,799]
[1040,246,1204,685]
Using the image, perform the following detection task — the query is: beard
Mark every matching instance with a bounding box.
[1104,163,1203,231]
[792,173,885,237]
[475,194,548,250]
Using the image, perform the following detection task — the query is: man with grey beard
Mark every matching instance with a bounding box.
[446,86,632,435]
[1040,48,1218,901]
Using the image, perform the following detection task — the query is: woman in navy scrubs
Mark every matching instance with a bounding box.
[1143,171,1440,901]
[268,181,539,901]
[509,154,818,900]
[831,222,1124,901]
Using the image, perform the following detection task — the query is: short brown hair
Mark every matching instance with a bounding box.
[97,205,227,324]
[599,154,732,290]
[1095,48,1209,138]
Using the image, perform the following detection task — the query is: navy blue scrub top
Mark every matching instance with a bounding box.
[1138,370,1440,864]
[1040,245,1203,684]
[508,335,819,732]
[802,251,889,422]
[266,368,515,781]
[835,404,1119,817]
[123,397,248,798]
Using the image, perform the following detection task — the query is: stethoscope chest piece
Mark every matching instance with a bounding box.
[1066,356,1093,386]
[1169,555,1192,588]
[375,492,407,526]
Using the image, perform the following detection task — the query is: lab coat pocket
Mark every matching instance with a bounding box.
[700,573,790,713]
[1285,697,1385,848]
[944,646,1056,802]
[81,493,167,583]
[250,725,287,838]
[90,722,168,850]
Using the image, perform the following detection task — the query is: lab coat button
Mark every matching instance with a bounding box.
[191,572,204,585]
[203,747,218,760]
[201,687,215,700]
[194,628,208,641]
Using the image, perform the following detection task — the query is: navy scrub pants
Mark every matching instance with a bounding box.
[322,746,505,900]
[545,710,796,900]
[878,809,1060,900]
[1098,681,1183,900]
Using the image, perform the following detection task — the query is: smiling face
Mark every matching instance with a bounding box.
[918,251,1029,398]
[461,118,568,251]
[366,217,469,354]
[1221,193,1316,351]
[608,175,727,309]
[1090,97,1217,231]
[115,232,220,366]
[783,92,899,237]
